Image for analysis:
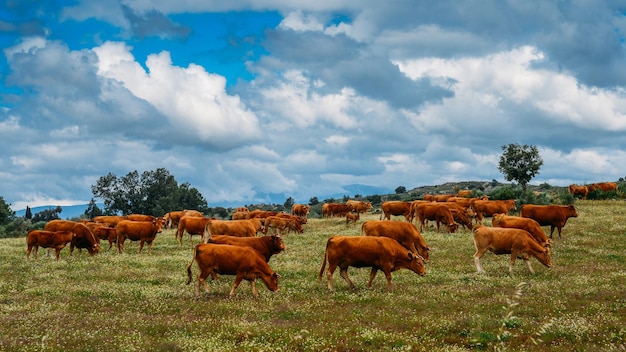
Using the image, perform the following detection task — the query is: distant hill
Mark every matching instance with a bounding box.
[15,204,99,220]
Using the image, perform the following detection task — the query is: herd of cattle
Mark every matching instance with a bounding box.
[24,182,609,297]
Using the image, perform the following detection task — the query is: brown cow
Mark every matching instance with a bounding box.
[471,199,516,224]
[44,220,100,255]
[208,234,286,262]
[263,216,303,235]
[116,218,164,254]
[186,243,280,298]
[414,202,459,233]
[127,214,155,222]
[448,208,474,231]
[346,200,373,216]
[318,236,426,291]
[520,204,578,238]
[205,218,264,240]
[276,212,307,225]
[457,190,473,198]
[91,226,118,251]
[234,206,249,213]
[568,184,588,200]
[361,220,430,262]
[346,212,360,226]
[246,209,279,220]
[291,204,310,218]
[163,211,183,229]
[587,182,618,192]
[93,215,127,228]
[176,216,213,246]
[492,214,551,247]
[322,203,353,218]
[26,230,75,260]
[472,225,552,274]
[433,194,455,202]
[231,211,248,220]
[380,201,413,221]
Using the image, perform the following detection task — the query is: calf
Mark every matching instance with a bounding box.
[318,236,426,291]
[361,220,430,262]
[345,212,360,226]
[116,218,164,254]
[472,225,551,274]
[208,235,286,262]
[26,230,75,260]
[91,226,118,251]
[520,204,578,238]
[176,216,213,246]
[186,244,280,298]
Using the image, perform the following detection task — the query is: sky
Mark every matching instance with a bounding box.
[1,1,626,211]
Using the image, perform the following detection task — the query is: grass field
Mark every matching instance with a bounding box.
[0,200,625,351]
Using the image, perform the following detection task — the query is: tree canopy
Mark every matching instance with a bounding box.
[497,143,543,191]
[91,168,209,216]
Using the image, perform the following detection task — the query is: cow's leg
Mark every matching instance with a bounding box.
[146,240,154,254]
[197,268,212,296]
[339,266,356,290]
[249,280,258,299]
[557,226,562,238]
[508,253,518,274]
[138,240,144,254]
[382,269,394,290]
[473,248,488,273]
[367,268,378,288]
[230,274,245,298]
[55,248,61,261]
[549,226,555,238]
[524,259,535,274]
[326,263,337,291]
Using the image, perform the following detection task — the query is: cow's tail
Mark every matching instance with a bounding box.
[318,238,330,282]
[186,245,198,285]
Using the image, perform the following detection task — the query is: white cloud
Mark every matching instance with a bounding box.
[93,42,261,149]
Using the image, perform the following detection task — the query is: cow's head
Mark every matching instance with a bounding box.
[407,252,427,276]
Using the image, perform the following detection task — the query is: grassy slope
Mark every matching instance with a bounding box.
[0,200,624,351]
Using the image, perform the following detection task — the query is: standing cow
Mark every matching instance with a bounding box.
[318,236,426,291]
[472,225,552,274]
[520,204,578,238]
[26,230,75,260]
[116,218,164,254]
[44,220,100,256]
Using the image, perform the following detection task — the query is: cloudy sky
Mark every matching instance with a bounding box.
[1,1,626,210]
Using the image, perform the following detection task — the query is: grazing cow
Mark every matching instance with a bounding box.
[263,216,303,235]
[93,215,128,228]
[318,236,426,291]
[205,219,264,240]
[208,235,286,262]
[414,202,459,233]
[186,244,280,298]
[44,220,100,255]
[116,218,164,254]
[568,185,589,200]
[163,211,183,229]
[492,214,551,248]
[291,204,311,218]
[472,225,552,274]
[520,204,578,238]
[587,182,618,193]
[380,201,413,221]
[471,199,517,224]
[346,212,360,226]
[276,212,307,225]
[176,216,213,246]
[361,220,430,262]
[246,209,279,220]
[26,230,75,260]
[448,208,474,231]
[346,200,373,216]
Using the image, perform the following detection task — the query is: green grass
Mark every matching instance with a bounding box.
[1,200,625,351]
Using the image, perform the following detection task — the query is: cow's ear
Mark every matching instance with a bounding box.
[407,252,414,260]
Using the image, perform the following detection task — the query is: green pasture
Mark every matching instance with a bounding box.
[0,200,624,351]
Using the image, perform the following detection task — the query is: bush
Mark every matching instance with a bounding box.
[0,218,30,238]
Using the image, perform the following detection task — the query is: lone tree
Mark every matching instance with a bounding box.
[498,143,543,191]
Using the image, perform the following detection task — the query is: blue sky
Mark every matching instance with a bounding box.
[1,1,626,211]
